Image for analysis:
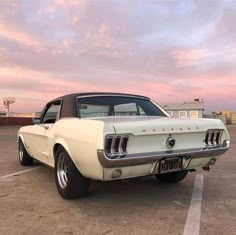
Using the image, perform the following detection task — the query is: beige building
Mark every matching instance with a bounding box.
[217,110,236,125]
[232,113,236,125]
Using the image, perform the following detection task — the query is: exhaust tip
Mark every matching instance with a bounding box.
[202,166,210,171]
[208,157,216,166]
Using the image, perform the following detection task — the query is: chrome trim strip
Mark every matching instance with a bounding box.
[77,94,150,100]
[97,146,229,168]
[119,136,123,154]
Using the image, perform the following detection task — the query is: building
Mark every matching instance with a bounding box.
[0,109,14,117]
[0,111,6,117]
[162,99,205,118]
[0,107,6,116]
[0,111,37,118]
[214,110,236,125]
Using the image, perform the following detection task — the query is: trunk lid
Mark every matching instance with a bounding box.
[90,116,224,135]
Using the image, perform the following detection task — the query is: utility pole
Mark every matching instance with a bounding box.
[3,97,16,117]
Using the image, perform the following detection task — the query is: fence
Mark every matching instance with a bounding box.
[0,117,33,126]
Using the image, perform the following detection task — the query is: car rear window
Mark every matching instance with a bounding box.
[77,96,167,118]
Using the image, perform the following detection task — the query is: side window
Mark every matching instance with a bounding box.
[42,102,61,124]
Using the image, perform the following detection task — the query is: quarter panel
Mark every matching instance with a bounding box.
[52,118,113,180]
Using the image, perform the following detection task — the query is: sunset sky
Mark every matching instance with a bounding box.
[0,0,236,113]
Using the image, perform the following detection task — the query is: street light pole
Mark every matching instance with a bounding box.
[3,97,16,117]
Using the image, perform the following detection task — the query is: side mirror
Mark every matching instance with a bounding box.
[32,118,41,124]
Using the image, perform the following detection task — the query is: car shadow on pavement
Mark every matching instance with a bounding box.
[70,174,196,209]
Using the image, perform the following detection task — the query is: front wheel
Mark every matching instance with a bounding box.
[55,147,90,199]
[155,170,188,183]
[18,139,34,166]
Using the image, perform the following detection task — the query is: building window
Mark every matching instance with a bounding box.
[190,110,199,118]
[179,111,187,118]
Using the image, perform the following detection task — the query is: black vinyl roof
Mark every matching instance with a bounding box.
[50,92,150,118]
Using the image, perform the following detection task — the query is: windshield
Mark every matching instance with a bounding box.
[77,96,167,118]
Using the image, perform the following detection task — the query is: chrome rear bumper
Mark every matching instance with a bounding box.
[97,145,229,168]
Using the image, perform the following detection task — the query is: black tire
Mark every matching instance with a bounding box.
[18,139,34,166]
[55,146,90,199]
[155,170,188,183]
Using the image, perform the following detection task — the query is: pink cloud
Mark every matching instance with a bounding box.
[174,48,211,67]
[52,0,88,12]
[0,23,41,48]
[0,0,236,114]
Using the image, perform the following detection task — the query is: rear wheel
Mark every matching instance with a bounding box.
[18,139,34,166]
[155,170,188,183]
[55,147,90,199]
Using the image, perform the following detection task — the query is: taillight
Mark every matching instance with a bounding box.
[121,137,128,153]
[105,137,113,154]
[216,132,220,144]
[204,129,222,146]
[105,135,129,158]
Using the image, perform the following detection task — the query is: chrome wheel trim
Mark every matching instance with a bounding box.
[19,142,24,162]
[57,153,69,189]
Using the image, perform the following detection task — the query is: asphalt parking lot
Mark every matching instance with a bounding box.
[0,126,235,235]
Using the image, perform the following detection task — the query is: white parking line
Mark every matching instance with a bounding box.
[183,174,204,235]
[0,167,40,180]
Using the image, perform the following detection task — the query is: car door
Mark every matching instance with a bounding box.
[26,100,62,164]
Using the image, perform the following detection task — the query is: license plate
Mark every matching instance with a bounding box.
[159,157,183,173]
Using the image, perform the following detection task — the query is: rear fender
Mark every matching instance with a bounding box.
[53,138,80,170]
[18,134,25,146]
